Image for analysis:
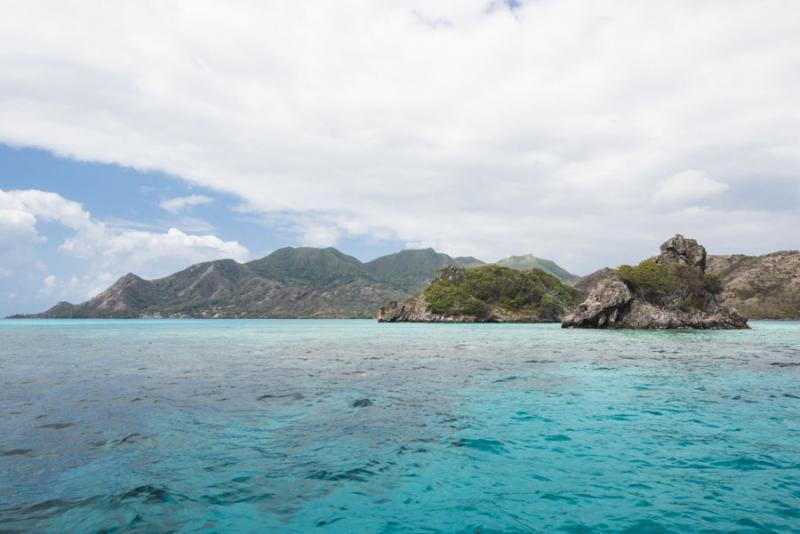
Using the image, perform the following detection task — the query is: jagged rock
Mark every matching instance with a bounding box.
[656,234,707,270]
[560,278,632,328]
[379,296,442,322]
[571,267,614,296]
[563,234,748,329]
[378,294,500,322]
[617,300,747,329]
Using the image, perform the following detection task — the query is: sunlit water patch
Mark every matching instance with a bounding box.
[1,320,799,532]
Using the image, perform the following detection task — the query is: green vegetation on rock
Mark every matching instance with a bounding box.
[422,265,580,321]
[563,235,748,330]
[614,259,721,311]
[615,260,676,298]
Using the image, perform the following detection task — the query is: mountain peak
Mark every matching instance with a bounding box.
[246,246,365,286]
[496,255,579,284]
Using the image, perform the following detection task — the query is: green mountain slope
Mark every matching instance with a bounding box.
[496,254,579,284]
[246,247,367,286]
[364,248,484,292]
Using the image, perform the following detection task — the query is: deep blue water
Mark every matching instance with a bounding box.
[1,320,799,533]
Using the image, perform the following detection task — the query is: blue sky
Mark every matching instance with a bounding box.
[0,144,407,316]
[1,1,799,316]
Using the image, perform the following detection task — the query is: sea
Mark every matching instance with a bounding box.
[1,319,799,533]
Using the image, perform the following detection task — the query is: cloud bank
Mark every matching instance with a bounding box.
[0,1,798,273]
[0,189,248,303]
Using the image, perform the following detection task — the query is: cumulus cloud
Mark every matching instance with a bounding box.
[0,2,799,271]
[653,170,729,203]
[160,194,214,213]
[60,226,248,282]
[0,190,48,275]
[0,189,249,302]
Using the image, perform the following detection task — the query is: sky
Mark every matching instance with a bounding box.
[1,0,799,316]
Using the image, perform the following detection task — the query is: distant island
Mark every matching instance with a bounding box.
[10,238,799,321]
[10,248,579,319]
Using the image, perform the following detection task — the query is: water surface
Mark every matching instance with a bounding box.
[1,320,799,532]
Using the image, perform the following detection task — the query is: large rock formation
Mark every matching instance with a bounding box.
[562,235,748,329]
[379,265,580,323]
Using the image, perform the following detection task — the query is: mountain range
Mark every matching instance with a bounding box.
[13,245,800,320]
[15,248,579,319]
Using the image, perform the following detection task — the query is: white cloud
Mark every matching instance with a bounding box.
[38,274,57,297]
[301,225,342,248]
[0,2,799,272]
[653,170,729,203]
[0,191,47,274]
[60,226,248,279]
[0,189,249,302]
[160,194,214,213]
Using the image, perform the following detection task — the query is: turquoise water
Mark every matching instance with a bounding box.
[1,320,799,533]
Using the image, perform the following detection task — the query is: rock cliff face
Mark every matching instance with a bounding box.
[562,235,748,329]
[706,251,800,319]
[379,295,463,323]
[572,267,614,296]
[379,265,580,323]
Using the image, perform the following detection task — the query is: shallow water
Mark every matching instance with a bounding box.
[1,319,799,533]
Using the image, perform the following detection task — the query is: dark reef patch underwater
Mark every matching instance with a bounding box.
[1,319,800,532]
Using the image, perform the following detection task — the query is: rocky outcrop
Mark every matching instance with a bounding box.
[572,249,800,320]
[562,235,748,329]
[656,234,707,270]
[378,294,496,322]
[379,265,580,323]
[572,267,614,296]
[560,278,632,328]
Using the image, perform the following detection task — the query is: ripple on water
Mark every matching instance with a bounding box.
[1,319,799,533]
[451,438,508,455]
[36,422,73,429]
